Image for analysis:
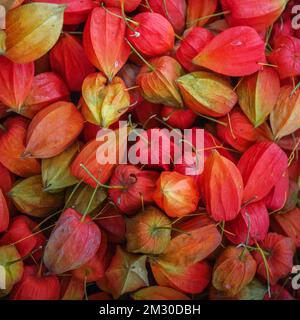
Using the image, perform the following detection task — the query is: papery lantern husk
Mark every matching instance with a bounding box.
[127,12,175,57]
[237,67,280,127]
[0,56,34,112]
[0,162,13,195]
[22,72,70,119]
[132,286,190,300]
[104,0,141,12]
[153,171,200,218]
[270,85,300,140]
[9,175,64,217]
[0,117,41,177]
[212,246,257,296]
[82,73,130,127]
[44,208,101,274]
[221,0,287,31]
[193,26,266,77]
[271,207,300,247]
[0,189,9,233]
[61,276,84,300]
[50,33,95,92]
[42,142,80,193]
[186,0,217,27]
[252,232,294,285]
[0,245,24,297]
[202,151,243,221]
[23,101,84,159]
[5,3,65,63]
[161,106,197,129]
[125,206,171,254]
[83,7,130,80]
[237,141,288,203]
[109,165,159,215]
[65,184,107,215]
[177,71,238,117]
[136,56,184,108]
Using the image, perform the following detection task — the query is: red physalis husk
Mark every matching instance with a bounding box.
[153,171,200,218]
[125,206,171,254]
[136,56,184,108]
[43,208,101,274]
[216,109,272,152]
[11,265,60,300]
[151,259,211,295]
[268,35,300,79]
[31,0,95,25]
[0,56,34,112]
[221,0,287,31]
[103,246,149,299]
[264,169,289,211]
[23,101,84,159]
[132,286,190,300]
[237,141,288,203]
[72,231,108,282]
[212,246,257,297]
[104,0,141,12]
[0,116,41,177]
[186,0,218,27]
[0,215,46,260]
[60,276,84,300]
[264,284,295,300]
[161,106,197,129]
[50,33,95,92]
[142,0,186,34]
[252,232,294,285]
[270,19,294,47]
[83,7,130,80]
[109,165,159,215]
[193,26,266,77]
[225,201,270,245]
[127,12,175,57]
[0,162,13,195]
[133,100,162,129]
[271,207,300,248]
[202,151,243,222]
[71,126,129,188]
[175,27,214,72]
[0,188,9,233]
[22,72,70,118]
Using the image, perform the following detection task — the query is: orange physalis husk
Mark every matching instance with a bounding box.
[132,286,190,300]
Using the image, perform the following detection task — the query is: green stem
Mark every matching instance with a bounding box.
[240,212,251,260]
[255,241,271,297]
[65,180,83,208]
[102,3,139,26]
[194,111,228,126]
[188,10,231,26]
[80,185,99,223]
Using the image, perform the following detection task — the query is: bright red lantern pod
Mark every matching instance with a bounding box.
[0,188,9,233]
[221,0,288,31]
[43,208,101,274]
[31,0,95,25]
[0,56,34,112]
[161,106,197,129]
[126,12,175,57]
[22,72,70,118]
[252,233,294,285]
[237,141,288,203]
[142,0,187,34]
[109,165,159,215]
[153,171,200,218]
[268,35,300,79]
[226,201,270,245]
[175,27,214,72]
[103,0,141,12]
[186,0,218,27]
[50,34,95,92]
[0,116,41,177]
[0,162,13,195]
[193,26,266,77]
[83,7,130,81]
[202,151,243,222]
[11,265,60,300]
[133,100,162,129]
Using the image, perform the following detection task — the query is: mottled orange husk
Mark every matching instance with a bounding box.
[24,101,84,158]
[136,56,184,108]
[0,117,41,177]
[0,189,9,233]
[212,247,257,296]
[83,7,130,80]
[132,286,190,300]
[22,72,70,118]
[186,0,217,27]
[153,171,200,218]
[271,207,300,247]
[237,141,288,203]
[0,56,34,112]
[60,276,84,300]
[202,151,243,221]
[44,208,101,274]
